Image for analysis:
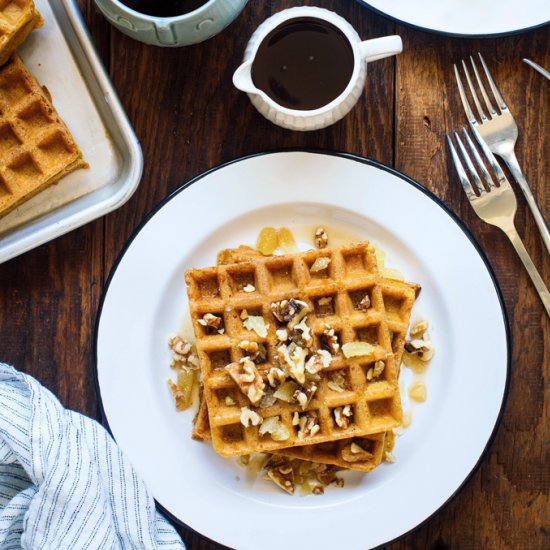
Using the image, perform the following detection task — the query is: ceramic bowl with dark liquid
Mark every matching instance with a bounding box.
[94,0,248,47]
[233,6,402,131]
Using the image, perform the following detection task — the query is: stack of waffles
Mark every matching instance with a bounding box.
[0,0,42,66]
[186,242,419,475]
[0,55,84,217]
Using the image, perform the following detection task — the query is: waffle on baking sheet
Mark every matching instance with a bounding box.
[0,55,84,218]
[0,0,43,66]
[185,242,419,458]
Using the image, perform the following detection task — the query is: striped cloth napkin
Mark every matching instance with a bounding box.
[0,363,185,549]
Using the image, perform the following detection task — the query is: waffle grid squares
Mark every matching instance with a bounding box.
[186,242,418,458]
[0,55,84,217]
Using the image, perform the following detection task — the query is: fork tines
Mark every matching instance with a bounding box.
[454,53,508,124]
[447,129,498,199]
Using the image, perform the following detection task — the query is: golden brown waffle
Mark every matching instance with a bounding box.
[192,393,386,472]
[0,55,84,218]
[185,242,418,458]
[0,1,43,66]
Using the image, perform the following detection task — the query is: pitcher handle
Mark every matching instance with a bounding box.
[359,35,403,63]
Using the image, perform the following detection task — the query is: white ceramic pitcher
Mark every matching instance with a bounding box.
[233,6,402,131]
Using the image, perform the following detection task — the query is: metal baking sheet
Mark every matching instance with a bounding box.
[0,0,143,263]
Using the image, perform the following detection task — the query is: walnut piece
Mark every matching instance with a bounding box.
[305,349,332,374]
[271,299,309,326]
[267,366,287,388]
[238,340,267,363]
[341,442,374,463]
[314,227,329,249]
[277,342,308,384]
[242,283,256,293]
[293,381,318,411]
[297,412,320,439]
[366,359,386,381]
[357,294,371,311]
[321,326,340,355]
[168,336,200,369]
[333,405,353,428]
[197,313,224,334]
[264,456,295,494]
[240,406,263,427]
[225,359,266,405]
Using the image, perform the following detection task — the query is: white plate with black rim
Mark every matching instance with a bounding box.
[94,150,510,550]
[356,0,550,37]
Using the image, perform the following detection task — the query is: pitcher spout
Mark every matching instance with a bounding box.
[232,59,257,94]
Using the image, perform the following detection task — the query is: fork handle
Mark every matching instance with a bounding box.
[500,150,550,256]
[505,227,550,318]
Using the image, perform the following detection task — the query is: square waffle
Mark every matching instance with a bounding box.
[0,55,84,218]
[192,392,387,473]
[0,0,43,66]
[185,242,419,458]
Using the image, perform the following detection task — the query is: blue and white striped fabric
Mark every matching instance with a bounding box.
[0,363,185,550]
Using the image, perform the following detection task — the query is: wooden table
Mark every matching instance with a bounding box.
[1,1,549,548]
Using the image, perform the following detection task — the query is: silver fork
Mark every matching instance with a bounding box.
[454,53,550,256]
[447,128,550,318]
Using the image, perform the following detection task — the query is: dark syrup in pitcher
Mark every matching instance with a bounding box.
[120,0,209,17]
[251,17,354,111]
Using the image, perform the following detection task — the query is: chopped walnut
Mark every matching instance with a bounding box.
[267,366,287,388]
[271,298,309,327]
[292,411,300,425]
[293,381,318,411]
[168,336,200,369]
[333,405,353,428]
[367,359,386,381]
[277,342,308,384]
[384,451,396,463]
[327,370,347,392]
[341,442,374,463]
[297,412,320,439]
[314,227,329,249]
[404,338,435,361]
[259,392,277,408]
[291,316,312,347]
[310,256,331,273]
[224,395,236,406]
[410,319,429,338]
[264,456,295,494]
[321,326,340,355]
[305,349,332,375]
[242,283,256,293]
[357,294,371,311]
[275,328,288,342]
[225,359,266,405]
[240,406,263,427]
[238,340,267,363]
[405,321,435,361]
[198,313,224,334]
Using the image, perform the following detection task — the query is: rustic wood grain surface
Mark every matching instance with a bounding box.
[1,1,549,548]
